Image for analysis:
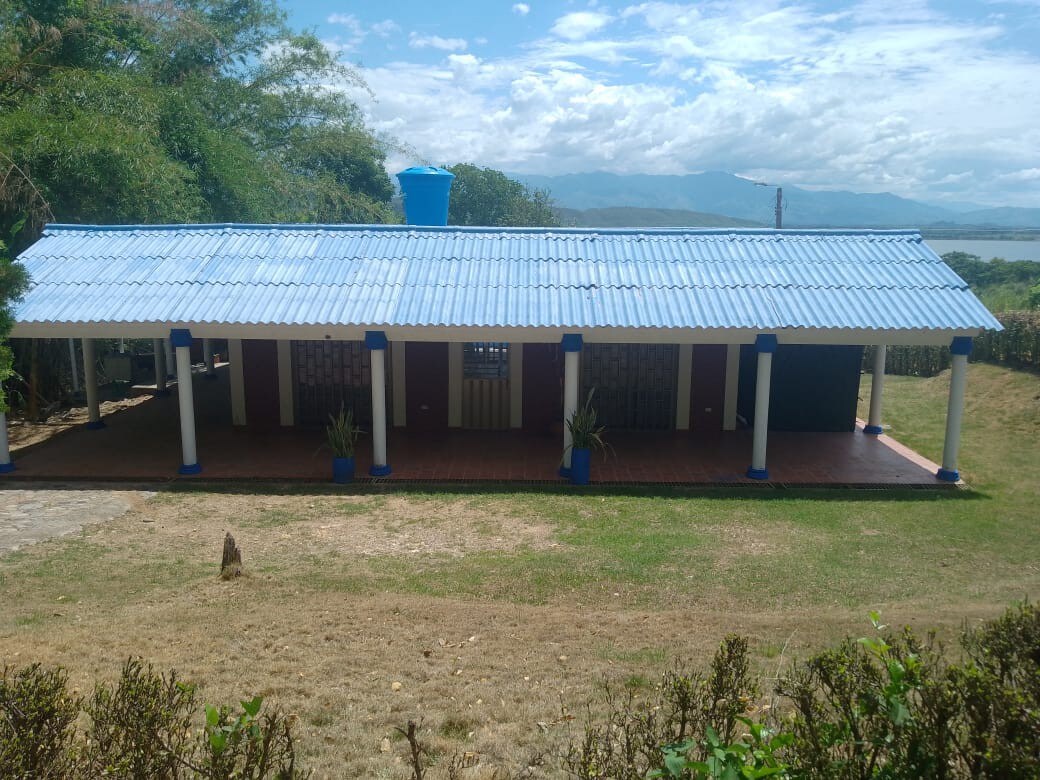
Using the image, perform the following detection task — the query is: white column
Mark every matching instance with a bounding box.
[276,340,294,426]
[0,411,13,473]
[68,338,80,393]
[391,342,407,427]
[747,336,776,480]
[560,335,582,474]
[723,344,740,431]
[203,338,216,379]
[675,344,693,430]
[228,339,246,426]
[448,342,463,428]
[82,338,104,429]
[938,338,971,482]
[367,332,391,476]
[865,345,886,434]
[509,343,523,429]
[152,338,167,394]
[173,332,200,474]
[163,338,175,379]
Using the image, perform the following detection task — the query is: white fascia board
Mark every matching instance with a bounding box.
[9,321,982,346]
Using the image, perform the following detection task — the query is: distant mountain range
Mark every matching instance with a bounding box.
[515,171,1040,229]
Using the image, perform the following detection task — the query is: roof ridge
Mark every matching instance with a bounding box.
[41,222,925,238]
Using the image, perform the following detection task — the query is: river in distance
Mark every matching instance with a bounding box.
[924,239,1040,262]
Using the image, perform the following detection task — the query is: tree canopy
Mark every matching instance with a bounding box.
[446,164,558,227]
[0,0,398,251]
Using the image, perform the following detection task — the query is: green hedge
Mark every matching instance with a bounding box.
[864,311,1040,377]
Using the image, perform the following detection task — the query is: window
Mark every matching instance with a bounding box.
[463,342,509,379]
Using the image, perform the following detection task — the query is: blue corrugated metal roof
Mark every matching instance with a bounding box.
[13,223,1002,333]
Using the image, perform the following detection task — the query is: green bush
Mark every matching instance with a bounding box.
[565,603,1040,779]
[0,658,307,779]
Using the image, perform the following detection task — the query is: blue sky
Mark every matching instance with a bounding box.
[280,0,1040,207]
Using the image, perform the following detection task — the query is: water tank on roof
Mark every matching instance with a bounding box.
[396,166,455,226]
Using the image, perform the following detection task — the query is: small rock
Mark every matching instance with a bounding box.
[380,738,391,753]
[391,681,403,692]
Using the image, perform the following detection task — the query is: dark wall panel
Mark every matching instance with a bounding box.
[737,344,864,432]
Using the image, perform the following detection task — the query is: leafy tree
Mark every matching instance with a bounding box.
[446,164,559,227]
[0,0,398,250]
[0,240,29,412]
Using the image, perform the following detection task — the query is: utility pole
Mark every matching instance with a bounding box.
[755,181,783,229]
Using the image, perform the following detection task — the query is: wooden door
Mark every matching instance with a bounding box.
[690,344,726,431]
[242,339,281,427]
[406,342,449,432]
[522,343,563,434]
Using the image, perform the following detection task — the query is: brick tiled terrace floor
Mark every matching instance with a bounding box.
[6,368,949,487]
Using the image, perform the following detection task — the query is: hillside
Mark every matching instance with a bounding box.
[555,206,762,228]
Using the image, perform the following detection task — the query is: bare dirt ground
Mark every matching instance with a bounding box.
[0,489,1015,779]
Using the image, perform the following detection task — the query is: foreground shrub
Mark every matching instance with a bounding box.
[0,658,306,779]
[566,602,1040,779]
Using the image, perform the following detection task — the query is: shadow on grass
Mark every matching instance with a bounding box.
[0,479,989,503]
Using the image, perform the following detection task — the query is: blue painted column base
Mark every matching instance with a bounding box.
[746,466,770,480]
[369,464,392,477]
[204,373,218,381]
[863,424,883,435]
[0,462,15,474]
[936,467,959,482]
[178,463,202,475]
[85,420,106,430]
[558,466,571,479]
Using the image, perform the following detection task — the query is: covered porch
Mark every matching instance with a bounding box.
[4,364,947,486]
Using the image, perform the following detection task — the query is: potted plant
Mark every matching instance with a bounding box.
[326,405,362,484]
[564,389,610,486]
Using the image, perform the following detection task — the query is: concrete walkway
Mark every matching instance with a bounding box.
[0,487,151,554]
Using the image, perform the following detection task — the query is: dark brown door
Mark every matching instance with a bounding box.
[522,343,563,434]
[242,339,281,426]
[690,345,726,432]
[406,342,449,432]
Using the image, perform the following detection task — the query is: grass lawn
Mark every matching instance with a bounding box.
[1,362,1037,778]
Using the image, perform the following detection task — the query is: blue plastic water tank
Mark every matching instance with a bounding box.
[396,166,455,226]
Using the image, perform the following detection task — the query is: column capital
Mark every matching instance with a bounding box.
[364,330,388,350]
[754,334,778,353]
[170,328,192,348]
[561,333,583,353]
[950,336,973,356]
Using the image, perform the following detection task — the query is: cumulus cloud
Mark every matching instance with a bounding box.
[550,11,613,40]
[338,2,1040,206]
[512,3,531,16]
[371,19,401,38]
[409,32,468,51]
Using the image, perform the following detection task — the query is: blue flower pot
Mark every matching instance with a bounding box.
[332,456,355,484]
[570,447,591,486]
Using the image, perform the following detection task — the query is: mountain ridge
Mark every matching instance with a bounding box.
[513,171,1040,229]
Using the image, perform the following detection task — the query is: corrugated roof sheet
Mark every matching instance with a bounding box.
[14,223,1003,333]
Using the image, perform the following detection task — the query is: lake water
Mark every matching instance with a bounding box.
[924,239,1040,262]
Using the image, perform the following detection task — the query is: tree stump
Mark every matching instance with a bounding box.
[220,532,242,579]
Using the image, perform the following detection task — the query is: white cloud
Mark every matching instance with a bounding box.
[336,2,1040,206]
[512,3,531,16]
[550,11,613,40]
[409,32,468,51]
[371,19,401,38]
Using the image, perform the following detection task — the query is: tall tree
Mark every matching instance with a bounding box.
[0,0,398,251]
[446,164,559,227]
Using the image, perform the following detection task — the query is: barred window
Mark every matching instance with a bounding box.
[463,342,509,379]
